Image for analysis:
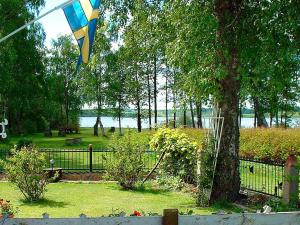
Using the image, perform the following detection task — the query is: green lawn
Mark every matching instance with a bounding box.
[0,128,156,150]
[0,182,220,218]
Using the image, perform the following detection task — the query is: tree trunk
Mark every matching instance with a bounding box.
[95,68,105,136]
[137,100,142,132]
[210,0,241,203]
[275,110,279,127]
[147,73,152,130]
[165,75,169,126]
[136,72,142,132]
[190,99,195,128]
[94,116,99,136]
[118,97,122,135]
[239,102,242,128]
[270,113,273,127]
[284,110,287,128]
[183,107,187,127]
[153,56,158,126]
[196,101,203,128]
[253,98,268,127]
[172,73,177,128]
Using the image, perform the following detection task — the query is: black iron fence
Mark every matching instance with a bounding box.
[239,158,285,197]
[0,148,294,198]
[0,148,158,173]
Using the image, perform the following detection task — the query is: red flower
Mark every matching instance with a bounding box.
[133,211,142,216]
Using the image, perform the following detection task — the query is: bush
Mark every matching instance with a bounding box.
[0,199,17,218]
[106,131,146,189]
[16,138,33,150]
[156,172,184,191]
[174,128,300,162]
[149,128,198,184]
[239,128,300,162]
[22,119,37,134]
[1,146,48,201]
[197,134,216,206]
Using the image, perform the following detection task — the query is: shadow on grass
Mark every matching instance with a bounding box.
[20,198,68,208]
[109,183,171,195]
[210,200,243,213]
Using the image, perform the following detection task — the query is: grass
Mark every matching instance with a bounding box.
[0,182,226,218]
[0,128,156,150]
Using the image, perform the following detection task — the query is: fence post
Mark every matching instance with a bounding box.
[282,155,299,207]
[163,209,178,225]
[89,144,93,172]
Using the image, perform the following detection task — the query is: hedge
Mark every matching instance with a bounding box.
[178,128,300,162]
[239,128,300,162]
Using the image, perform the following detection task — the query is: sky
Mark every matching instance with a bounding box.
[39,0,71,47]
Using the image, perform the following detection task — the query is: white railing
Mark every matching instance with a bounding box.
[1,212,300,225]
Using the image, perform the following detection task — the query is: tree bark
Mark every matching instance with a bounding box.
[269,113,273,127]
[196,101,203,128]
[147,73,152,129]
[275,110,279,127]
[183,107,187,127]
[253,98,268,127]
[165,75,169,126]
[95,68,105,136]
[172,77,177,128]
[190,99,195,128]
[118,97,122,135]
[153,56,158,126]
[135,72,142,132]
[210,0,242,203]
[94,116,99,136]
[239,102,242,128]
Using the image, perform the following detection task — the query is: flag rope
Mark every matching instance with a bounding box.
[0,0,77,44]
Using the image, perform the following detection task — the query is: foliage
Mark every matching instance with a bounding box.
[150,128,198,183]
[197,134,216,206]
[240,128,300,162]
[155,172,184,191]
[1,146,48,201]
[0,199,17,217]
[16,138,33,150]
[106,131,146,189]
[264,198,298,212]
[47,35,81,130]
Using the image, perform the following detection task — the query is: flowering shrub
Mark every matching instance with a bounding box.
[0,199,17,218]
[150,128,198,184]
[0,146,48,201]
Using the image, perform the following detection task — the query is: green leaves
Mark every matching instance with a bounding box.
[150,127,198,184]
[2,146,48,201]
[106,131,146,189]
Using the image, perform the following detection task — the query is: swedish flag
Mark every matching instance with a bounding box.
[63,0,101,65]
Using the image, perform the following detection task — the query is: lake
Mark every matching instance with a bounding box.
[80,116,300,128]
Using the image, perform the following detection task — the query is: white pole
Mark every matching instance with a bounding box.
[0,0,77,44]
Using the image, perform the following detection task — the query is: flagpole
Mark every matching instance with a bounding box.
[0,0,77,44]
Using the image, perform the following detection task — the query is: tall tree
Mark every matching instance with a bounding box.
[49,35,81,130]
[80,21,111,136]
[0,0,49,134]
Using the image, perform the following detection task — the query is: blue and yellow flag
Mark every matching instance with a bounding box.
[63,0,101,65]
